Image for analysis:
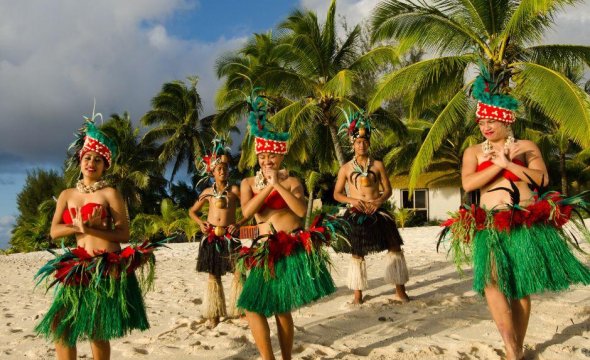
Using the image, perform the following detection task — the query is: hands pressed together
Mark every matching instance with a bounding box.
[483,141,528,169]
[351,198,382,215]
[68,205,105,234]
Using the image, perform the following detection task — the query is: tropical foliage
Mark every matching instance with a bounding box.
[369,0,590,189]
[7,0,590,253]
[142,77,215,183]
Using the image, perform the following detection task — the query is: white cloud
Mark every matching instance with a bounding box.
[0,215,15,227]
[299,0,590,46]
[0,0,244,165]
[0,215,15,249]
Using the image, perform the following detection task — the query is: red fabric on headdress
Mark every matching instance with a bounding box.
[476,102,515,124]
[79,137,113,168]
[255,137,288,154]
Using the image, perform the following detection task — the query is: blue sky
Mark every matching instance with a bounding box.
[1,0,590,249]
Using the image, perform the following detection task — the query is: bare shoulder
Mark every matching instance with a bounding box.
[372,159,385,169]
[60,188,76,197]
[287,176,303,188]
[464,143,481,157]
[241,177,255,192]
[338,160,353,175]
[517,139,539,150]
[102,186,121,198]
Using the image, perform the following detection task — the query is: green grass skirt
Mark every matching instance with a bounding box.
[35,272,149,346]
[473,224,590,299]
[237,247,335,317]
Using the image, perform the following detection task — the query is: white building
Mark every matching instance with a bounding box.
[388,171,463,222]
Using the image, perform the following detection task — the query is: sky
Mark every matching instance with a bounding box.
[1,0,590,249]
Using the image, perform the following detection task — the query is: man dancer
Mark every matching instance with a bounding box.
[333,110,409,304]
[189,136,244,328]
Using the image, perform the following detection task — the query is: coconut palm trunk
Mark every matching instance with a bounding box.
[328,121,346,166]
[560,149,568,196]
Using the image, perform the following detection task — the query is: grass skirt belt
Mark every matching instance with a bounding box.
[34,239,166,346]
[236,215,346,317]
[439,191,590,299]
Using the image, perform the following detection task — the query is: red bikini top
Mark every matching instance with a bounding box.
[62,203,108,224]
[254,190,289,211]
[476,158,526,182]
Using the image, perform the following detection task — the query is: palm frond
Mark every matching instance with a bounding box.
[370,0,487,55]
[408,89,470,191]
[513,61,590,147]
[368,55,473,112]
[501,0,581,45]
[525,45,590,70]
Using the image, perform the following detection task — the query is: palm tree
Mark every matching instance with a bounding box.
[142,77,214,183]
[215,32,293,170]
[215,0,399,169]
[130,198,199,242]
[10,199,71,252]
[266,0,400,166]
[99,112,166,217]
[370,0,590,189]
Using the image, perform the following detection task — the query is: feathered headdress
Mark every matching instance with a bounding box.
[471,65,519,123]
[67,101,117,170]
[247,88,289,154]
[199,134,231,176]
[338,109,373,142]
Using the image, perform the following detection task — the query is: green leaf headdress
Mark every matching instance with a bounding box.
[247,88,289,154]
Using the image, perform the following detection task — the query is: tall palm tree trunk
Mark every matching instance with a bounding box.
[328,123,346,166]
[559,149,568,196]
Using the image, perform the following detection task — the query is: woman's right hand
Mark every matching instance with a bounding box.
[350,199,367,212]
[200,222,210,233]
[264,168,280,185]
[69,207,87,234]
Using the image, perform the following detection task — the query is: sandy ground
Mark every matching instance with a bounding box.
[1,225,589,359]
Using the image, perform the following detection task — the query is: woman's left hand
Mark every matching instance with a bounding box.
[87,205,103,228]
[264,169,280,185]
[507,141,528,161]
[487,148,509,169]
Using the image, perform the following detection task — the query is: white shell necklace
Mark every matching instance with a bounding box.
[76,179,109,193]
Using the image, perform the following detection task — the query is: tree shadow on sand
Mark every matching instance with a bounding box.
[290,269,483,357]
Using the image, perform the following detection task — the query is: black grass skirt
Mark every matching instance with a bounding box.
[334,208,404,256]
[196,232,241,276]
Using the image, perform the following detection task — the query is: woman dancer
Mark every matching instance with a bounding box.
[35,108,163,360]
[236,91,337,360]
[440,70,590,360]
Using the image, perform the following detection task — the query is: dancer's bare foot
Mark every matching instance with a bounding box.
[394,285,410,303]
[206,317,220,329]
[353,290,363,304]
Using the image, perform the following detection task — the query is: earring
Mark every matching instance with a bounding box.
[504,126,515,155]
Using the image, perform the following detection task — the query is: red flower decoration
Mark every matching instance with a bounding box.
[120,246,136,259]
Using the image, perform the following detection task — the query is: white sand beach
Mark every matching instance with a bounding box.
[1,225,589,359]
